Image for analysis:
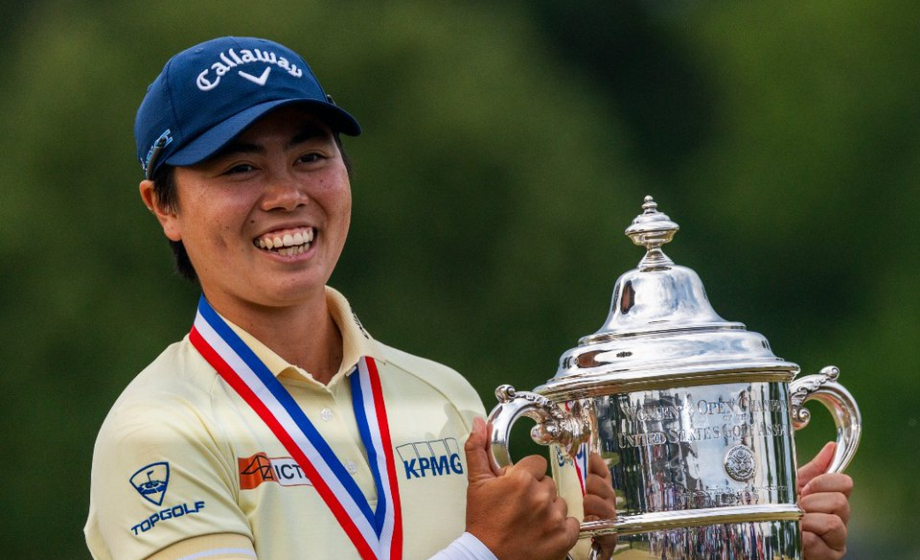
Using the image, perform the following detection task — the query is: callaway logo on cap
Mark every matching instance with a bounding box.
[135,36,360,180]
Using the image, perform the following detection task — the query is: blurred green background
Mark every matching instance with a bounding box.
[1,0,917,558]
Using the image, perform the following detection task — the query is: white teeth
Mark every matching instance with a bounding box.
[255,228,314,255]
[282,244,307,256]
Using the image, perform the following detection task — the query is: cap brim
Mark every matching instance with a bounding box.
[166,98,360,168]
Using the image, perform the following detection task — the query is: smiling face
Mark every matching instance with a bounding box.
[142,105,352,321]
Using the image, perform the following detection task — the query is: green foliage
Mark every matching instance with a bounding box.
[0,0,917,558]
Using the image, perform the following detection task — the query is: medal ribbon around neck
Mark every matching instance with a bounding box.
[189,295,403,560]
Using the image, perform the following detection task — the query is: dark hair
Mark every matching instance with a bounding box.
[151,134,351,283]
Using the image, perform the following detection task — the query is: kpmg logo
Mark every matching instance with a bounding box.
[130,462,169,506]
[396,438,464,480]
[239,452,312,489]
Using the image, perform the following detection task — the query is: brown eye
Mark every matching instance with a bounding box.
[299,153,324,164]
[225,164,255,175]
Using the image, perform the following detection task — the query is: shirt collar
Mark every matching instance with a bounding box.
[219,286,384,384]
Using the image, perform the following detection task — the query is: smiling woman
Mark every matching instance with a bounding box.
[85,35,585,560]
[141,108,354,334]
[147,128,353,282]
[5,1,913,558]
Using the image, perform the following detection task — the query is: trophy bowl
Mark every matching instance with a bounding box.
[488,197,861,560]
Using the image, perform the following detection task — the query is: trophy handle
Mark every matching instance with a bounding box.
[488,384,590,467]
[790,365,862,473]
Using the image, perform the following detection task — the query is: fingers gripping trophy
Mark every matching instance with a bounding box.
[488,197,861,560]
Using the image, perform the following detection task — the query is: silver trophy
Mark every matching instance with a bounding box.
[488,196,861,560]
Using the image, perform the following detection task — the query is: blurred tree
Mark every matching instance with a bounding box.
[522,0,718,174]
[0,0,917,558]
[0,1,639,557]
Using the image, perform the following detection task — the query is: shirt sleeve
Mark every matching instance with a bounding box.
[428,533,499,560]
[86,393,252,560]
[145,533,256,560]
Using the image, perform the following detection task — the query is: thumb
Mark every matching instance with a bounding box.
[465,416,500,483]
[797,441,836,494]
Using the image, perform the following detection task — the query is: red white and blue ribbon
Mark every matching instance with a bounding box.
[564,402,589,496]
[573,445,588,496]
[189,295,403,560]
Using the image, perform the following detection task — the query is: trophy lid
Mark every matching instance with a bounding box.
[542,196,799,397]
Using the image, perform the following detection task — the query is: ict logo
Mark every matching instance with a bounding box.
[396,438,464,480]
[238,452,313,489]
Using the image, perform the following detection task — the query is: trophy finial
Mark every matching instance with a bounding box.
[625,195,680,269]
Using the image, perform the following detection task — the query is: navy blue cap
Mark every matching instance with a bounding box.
[135,36,360,179]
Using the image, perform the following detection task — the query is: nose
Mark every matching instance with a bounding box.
[260,173,309,212]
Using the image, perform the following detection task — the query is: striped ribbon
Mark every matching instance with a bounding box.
[573,445,588,496]
[189,295,403,560]
[564,402,589,496]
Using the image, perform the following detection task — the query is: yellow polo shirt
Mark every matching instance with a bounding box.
[86,288,485,560]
